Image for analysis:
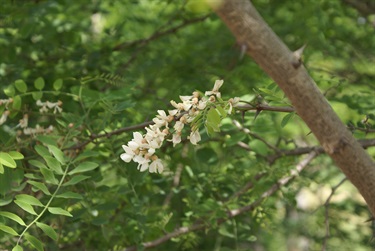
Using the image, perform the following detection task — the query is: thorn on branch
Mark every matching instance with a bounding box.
[292,44,307,69]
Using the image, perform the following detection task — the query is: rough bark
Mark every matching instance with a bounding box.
[209,0,375,216]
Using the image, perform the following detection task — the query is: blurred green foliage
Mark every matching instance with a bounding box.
[0,0,374,250]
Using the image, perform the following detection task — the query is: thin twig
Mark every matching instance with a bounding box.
[123,152,317,251]
[321,177,347,251]
[162,164,183,208]
[113,15,210,51]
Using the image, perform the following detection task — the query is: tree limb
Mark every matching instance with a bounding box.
[209,0,375,217]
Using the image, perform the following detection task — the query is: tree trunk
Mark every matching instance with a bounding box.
[209,0,375,216]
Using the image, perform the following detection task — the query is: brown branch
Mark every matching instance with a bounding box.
[209,0,375,217]
[123,152,317,251]
[342,0,375,16]
[236,103,295,113]
[67,121,153,150]
[162,163,183,208]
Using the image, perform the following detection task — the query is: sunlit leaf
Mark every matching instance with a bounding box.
[48,207,73,217]
[0,223,18,236]
[15,194,44,207]
[0,152,16,168]
[8,151,24,160]
[14,200,37,215]
[12,245,23,251]
[0,211,26,226]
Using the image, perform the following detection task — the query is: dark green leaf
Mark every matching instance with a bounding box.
[27,181,51,195]
[40,168,59,185]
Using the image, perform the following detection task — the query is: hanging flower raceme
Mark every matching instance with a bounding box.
[120,80,240,173]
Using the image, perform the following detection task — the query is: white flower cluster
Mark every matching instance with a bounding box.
[0,98,13,126]
[36,100,63,114]
[120,80,240,173]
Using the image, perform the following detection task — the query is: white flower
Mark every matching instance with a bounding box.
[171,132,181,147]
[174,121,184,132]
[134,155,150,172]
[189,130,201,145]
[227,97,241,114]
[149,158,164,173]
[0,110,10,125]
[205,80,224,98]
[120,145,135,162]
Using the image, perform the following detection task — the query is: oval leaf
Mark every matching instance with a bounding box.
[34,77,45,90]
[8,151,24,160]
[68,162,99,175]
[15,194,44,207]
[36,222,58,241]
[0,152,17,168]
[12,95,22,110]
[48,207,73,217]
[53,79,63,91]
[0,223,19,236]
[32,91,43,101]
[0,211,26,226]
[12,245,23,251]
[14,79,27,93]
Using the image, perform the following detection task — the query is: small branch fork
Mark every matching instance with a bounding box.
[321,177,347,251]
[123,152,317,251]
